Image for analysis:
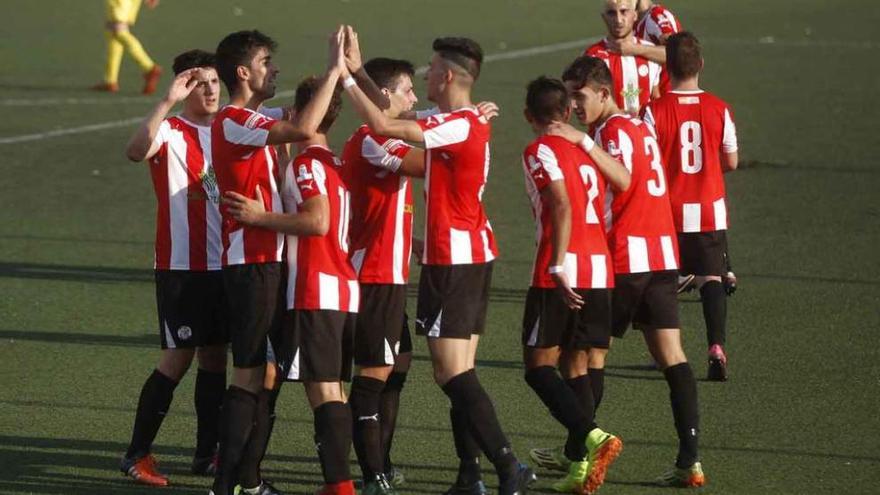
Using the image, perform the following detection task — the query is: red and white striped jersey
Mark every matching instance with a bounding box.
[642,90,738,233]
[635,4,682,45]
[522,135,614,289]
[584,39,662,115]
[148,116,222,271]
[283,145,359,313]
[342,125,414,285]
[211,105,284,266]
[417,108,498,265]
[595,114,678,274]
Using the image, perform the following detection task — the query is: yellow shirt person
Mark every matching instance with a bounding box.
[93,0,162,94]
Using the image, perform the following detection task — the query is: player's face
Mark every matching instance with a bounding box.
[247,46,279,99]
[601,1,637,39]
[386,74,418,117]
[566,80,604,126]
[425,53,449,103]
[186,67,220,115]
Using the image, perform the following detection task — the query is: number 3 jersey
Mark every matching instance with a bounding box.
[522,135,614,289]
[596,114,678,274]
[282,145,359,313]
[642,90,738,233]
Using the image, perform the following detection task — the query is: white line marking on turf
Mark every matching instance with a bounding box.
[0,117,143,145]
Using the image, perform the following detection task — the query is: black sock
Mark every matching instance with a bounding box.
[238,384,281,488]
[701,281,727,346]
[126,369,178,459]
[350,376,386,480]
[212,386,258,495]
[450,406,482,485]
[442,370,517,482]
[314,401,353,484]
[381,371,407,471]
[565,374,597,431]
[194,368,226,458]
[526,367,591,461]
[587,367,605,411]
[664,363,700,468]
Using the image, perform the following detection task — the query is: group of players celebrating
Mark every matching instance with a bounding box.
[118,0,739,494]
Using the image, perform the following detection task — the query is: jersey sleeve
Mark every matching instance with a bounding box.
[221,107,278,151]
[418,113,471,152]
[148,119,172,164]
[597,120,634,172]
[523,143,565,192]
[289,157,328,205]
[258,105,284,120]
[361,134,413,172]
[722,107,738,153]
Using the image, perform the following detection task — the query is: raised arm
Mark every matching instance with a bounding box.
[343,26,391,111]
[266,27,345,145]
[125,68,200,161]
[547,121,632,192]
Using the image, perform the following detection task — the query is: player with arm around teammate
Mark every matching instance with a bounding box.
[120,50,227,486]
[641,32,739,381]
[549,56,705,488]
[520,76,632,494]
[340,27,536,495]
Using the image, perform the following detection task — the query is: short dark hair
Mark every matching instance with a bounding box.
[172,49,215,75]
[561,56,613,91]
[215,30,277,93]
[294,76,343,134]
[433,37,483,80]
[666,31,702,80]
[526,76,570,126]
[364,57,415,91]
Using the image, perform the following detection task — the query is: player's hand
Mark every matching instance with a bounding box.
[343,25,364,74]
[412,237,425,264]
[550,271,584,310]
[328,25,346,75]
[223,185,267,226]
[607,38,635,56]
[546,121,586,145]
[476,101,500,121]
[163,68,200,104]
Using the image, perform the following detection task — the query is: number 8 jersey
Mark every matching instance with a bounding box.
[595,114,679,274]
[283,145,359,313]
[642,90,738,233]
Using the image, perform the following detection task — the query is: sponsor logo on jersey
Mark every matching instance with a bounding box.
[296,164,315,190]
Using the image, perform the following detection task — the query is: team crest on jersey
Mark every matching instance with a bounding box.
[638,64,649,77]
[296,164,315,190]
[607,140,621,156]
[244,113,268,130]
[177,326,192,340]
[199,167,221,204]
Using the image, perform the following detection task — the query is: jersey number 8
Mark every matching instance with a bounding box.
[680,121,703,174]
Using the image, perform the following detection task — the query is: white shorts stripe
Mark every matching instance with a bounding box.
[627,236,650,273]
[682,203,701,233]
[428,310,443,338]
[526,317,540,347]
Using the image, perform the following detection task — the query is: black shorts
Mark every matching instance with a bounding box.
[222,263,284,368]
[355,284,409,366]
[522,287,611,350]
[678,231,728,276]
[415,262,493,339]
[612,270,681,337]
[399,313,413,354]
[156,270,227,350]
[280,309,356,382]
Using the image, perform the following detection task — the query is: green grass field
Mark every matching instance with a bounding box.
[1,1,879,494]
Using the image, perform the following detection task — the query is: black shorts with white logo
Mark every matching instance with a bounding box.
[678,230,728,276]
[355,284,408,366]
[522,287,611,350]
[415,262,493,339]
[612,270,681,337]
[280,309,356,382]
[156,270,227,350]
[222,262,284,368]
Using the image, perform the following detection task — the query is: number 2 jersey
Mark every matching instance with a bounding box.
[522,135,614,289]
[642,90,738,233]
[283,145,359,313]
[595,114,678,274]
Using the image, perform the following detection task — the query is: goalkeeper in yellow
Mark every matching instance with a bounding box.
[93,0,163,94]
